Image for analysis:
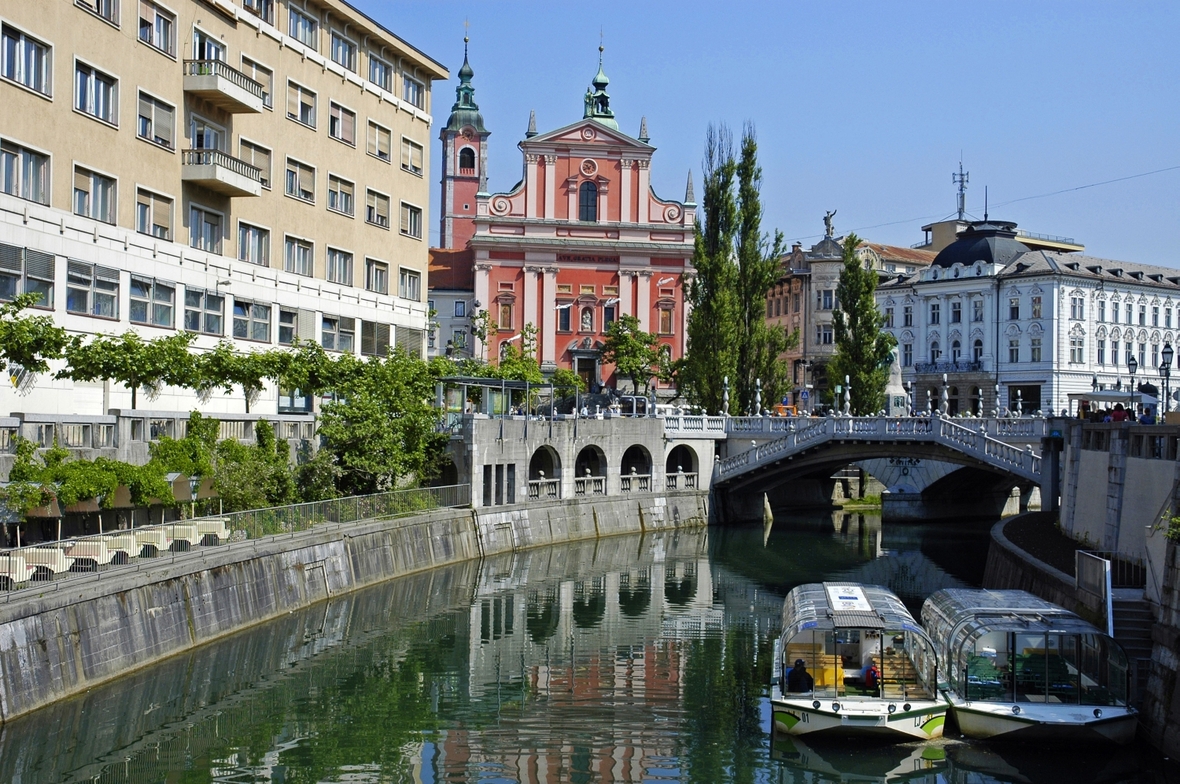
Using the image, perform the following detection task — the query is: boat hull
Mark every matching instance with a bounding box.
[949,697,1137,745]
[771,690,947,740]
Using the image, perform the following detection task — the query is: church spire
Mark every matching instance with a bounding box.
[638,116,649,143]
[684,170,695,205]
[583,43,617,130]
[526,109,537,138]
[444,33,486,133]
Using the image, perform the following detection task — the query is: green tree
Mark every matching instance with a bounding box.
[492,322,543,383]
[734,127,798,411]
[316,349,448,496]
[150,411,219,478]
[829,232,896,415]
[469,308,495,362]
[213,420,296,510]
[682,124,740,414]
[601,314,659,394]
[0,293,70,377]
[194,342,281,413]
[58,331,197,408]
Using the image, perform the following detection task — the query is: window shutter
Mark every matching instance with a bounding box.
[74,168,90,194]
[367,121,376,153]
[157,103,173,146]
[0,243,23,272]
[376,323,390,356]
[396,326,422,357]
[342,109,354,142]
[377,128,390,158]
[138,93,151,125]
[297,309,317,340]
[360,320,375,355]
[154,194,172,233]
[25,250,54,280]
[411,143,422,171]
[298,164,312,195]
[287,82,298,116]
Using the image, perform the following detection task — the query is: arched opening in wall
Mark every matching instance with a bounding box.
[528,446,561,500]
[430,458,459,487]
[665,445,698,490]
[578,181,598,222]
[458,146,475,174]
[620,445,652,492]
[619,568,651,618]
[575,445,607,496]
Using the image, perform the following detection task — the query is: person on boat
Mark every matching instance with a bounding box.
[864,662,880,692]
[786,659,814,692]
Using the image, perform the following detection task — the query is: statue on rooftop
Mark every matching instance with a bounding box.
[824,209,837,238]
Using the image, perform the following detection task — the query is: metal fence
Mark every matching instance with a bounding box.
[0,484,470,599]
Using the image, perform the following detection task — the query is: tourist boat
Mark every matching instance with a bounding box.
[770,582,949,739]
[920,588,1137,744]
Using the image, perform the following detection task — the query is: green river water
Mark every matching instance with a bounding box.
[0,511,1171,783]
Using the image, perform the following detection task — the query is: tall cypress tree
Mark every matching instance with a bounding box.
[829,232,896,415]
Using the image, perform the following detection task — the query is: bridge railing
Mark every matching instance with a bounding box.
[661,414,728,438]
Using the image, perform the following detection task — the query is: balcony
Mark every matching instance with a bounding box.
[181,149,263,197]
[913,360,984,374]
[183,60,266,113]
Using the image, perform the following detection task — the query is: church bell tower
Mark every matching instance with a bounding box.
[438,37,489,249]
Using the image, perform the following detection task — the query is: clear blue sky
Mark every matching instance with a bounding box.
[356,1,1179,265]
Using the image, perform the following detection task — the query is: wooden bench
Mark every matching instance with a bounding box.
[24,546,76,578]
[0,554,36,588]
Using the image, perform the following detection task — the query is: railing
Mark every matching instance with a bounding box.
[1079,549,1147,589]
[574,475,606,496]
[620,473,651,493]
[1017,229,1077,245]
[181,149,263,183]
[913,360,983,374]
[0,484,470,598]
[661,414,727,436]
[527,479,559,500]
[183,59,267,101]
[666,471,698,491]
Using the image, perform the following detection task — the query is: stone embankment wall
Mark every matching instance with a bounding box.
[1142,539,1180,758]
[0,490,707,723]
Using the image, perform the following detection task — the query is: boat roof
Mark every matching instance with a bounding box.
[922,588,1103,638]
[780,583,928,642]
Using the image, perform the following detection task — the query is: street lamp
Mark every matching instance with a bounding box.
[1161,342,1174,416]
[189,475,201,519]
[1128,354,1139,414]
[1092,374,1098,392]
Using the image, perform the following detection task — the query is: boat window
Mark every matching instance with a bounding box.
[966,631,1010,701]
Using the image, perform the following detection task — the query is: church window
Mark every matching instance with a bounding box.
[558,304,571,332]
[659,307,674,335]
[578,181,598,222]
[498,303,512,330]
[458,147,475,174]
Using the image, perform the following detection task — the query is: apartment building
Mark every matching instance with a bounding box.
[0,0,446,416]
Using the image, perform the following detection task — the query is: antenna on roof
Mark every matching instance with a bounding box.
[953,158,969,221]
[984,186,989,222]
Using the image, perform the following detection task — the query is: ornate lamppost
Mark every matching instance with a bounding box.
[1161,343,1173,417]
[1128,354,1139,414]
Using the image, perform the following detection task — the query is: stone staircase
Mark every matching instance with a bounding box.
[1112,590,1155,706]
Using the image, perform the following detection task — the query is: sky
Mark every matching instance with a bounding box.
[355,1,1180,266]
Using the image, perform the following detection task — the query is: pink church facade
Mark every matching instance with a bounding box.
[457,57,695,391]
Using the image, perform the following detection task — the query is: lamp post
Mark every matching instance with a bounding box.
[1128,354,1138,414]
[189,475,201,519]
[1161,342,1173,417]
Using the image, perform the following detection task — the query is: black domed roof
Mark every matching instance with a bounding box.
[932,220,1030,269]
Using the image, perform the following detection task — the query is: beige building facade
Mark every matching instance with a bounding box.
[0,0,445,414]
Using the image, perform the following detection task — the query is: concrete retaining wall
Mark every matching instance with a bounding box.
[1142,539,1180,758]
[0,490,708,723]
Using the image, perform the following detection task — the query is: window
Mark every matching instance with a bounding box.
[402,74,424,108]
[2,24,51,95]
[973,339,983,362]
[327,175,354,215]
[242,0,273,24]
[189,205,221,252]
[138,1,174,55]
[793,293,800,312]
[400,203,422,238]
[399,268,420,300]
[822,290,834,310]
[238,222,269,265]
[929,302,940,324]
[658,307,674,335]
[135,189,171,239]
[329,32,356,71]
[401,138,423,175]
[365,258,388,293]
[1070,336,1084,364]
[233,300,271,342]
[903,305,913,327]
[1098,301,1106,323]
[73,167,115,223]
[1008,297,1019,320]
[498,303,512,330]
[951,340,961,362]
[367,121,392,161]
[950,301,961,323]
[1139,342,1146,367]
[1098,338,1106,365]
[322,316,356,352]
[0,244,55,308]
[369,55,392,91]
[972,299,983,322]
[820,324,833,345]
[1152,343,1160,368]
[137,92,174,147]
[66,260,118,318]
[75,62,118,124]
[326,248,352,285]
[1008,339,1019,363]
[578,181,598,221]
[1139,305,1147,326]
[0,140,49,204]
[183,288,223,334]
[604,302,616,328]
[459,146,475,173]
[288,6,317,49]
[278,309,297,345]
[1031,337,1042,362]
[930,341,941,362]
[190,115,223,150]
[329,102,355,144]
[239,140,271,188]
[240,57,272,107]
[558,304,571,332]
[284,236,313,276]
[286,81,316,127]
[78,0,119,24]
[1126,303,1133,323]
[192,27,223,61]
[1168,308,1174,329]
[1070,296,1084,320]
[902,343,912,367]
[1152,305,1160,327]
[454,300,466,318]
[129,276,174,327]
[1112,340,1120,366]
[1032,295,1043,319]
[883,306,894,328]
[366,189,390,228]
[285,158,315,202]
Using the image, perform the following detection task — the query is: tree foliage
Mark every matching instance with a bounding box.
[829,232,897,415]
[601,314,660,394]
[0,293,70,376]
[59,331,197,408]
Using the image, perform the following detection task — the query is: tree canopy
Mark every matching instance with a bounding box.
[601,314,660,394]
[829,232,896,415]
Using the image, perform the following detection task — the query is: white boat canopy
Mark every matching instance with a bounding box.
[780,583,929,642]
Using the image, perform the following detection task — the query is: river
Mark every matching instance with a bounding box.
[0,511,1169,783]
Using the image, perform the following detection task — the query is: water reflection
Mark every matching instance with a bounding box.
[0,513,1169,783]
